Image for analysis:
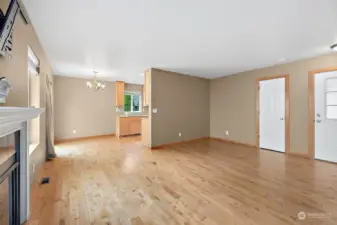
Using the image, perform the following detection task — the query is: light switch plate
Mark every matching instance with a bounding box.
[152,108,158,113]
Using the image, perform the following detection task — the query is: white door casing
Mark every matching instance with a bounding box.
[314,71,337,162]
[259,78,286,152]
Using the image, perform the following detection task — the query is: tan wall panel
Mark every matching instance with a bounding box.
[210,53,337,154]
[54,76,116,140]
[151,69,210,147]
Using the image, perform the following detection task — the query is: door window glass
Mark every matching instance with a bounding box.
[326,78,337,119]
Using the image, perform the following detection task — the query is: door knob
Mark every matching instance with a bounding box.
[280,117,284,120]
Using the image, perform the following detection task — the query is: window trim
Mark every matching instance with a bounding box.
[28,45,40,75]
[29,143,39,155]
[27,46,40,153]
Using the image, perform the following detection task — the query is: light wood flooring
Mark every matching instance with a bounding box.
[26,136,337,225]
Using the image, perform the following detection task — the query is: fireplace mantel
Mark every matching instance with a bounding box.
[0,107,44,139]
[0,107,44,224]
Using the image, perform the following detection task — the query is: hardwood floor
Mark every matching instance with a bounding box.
[26,136,337,225]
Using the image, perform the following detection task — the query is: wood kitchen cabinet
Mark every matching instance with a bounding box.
[116,116,143,137]
[115,81,125,107]
[143,70,150,106]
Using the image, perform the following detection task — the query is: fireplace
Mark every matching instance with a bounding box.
[0,132,21,225]
[0,107,44,225]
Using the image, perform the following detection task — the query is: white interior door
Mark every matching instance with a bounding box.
[314,71,337,162]
[259,78,286,152]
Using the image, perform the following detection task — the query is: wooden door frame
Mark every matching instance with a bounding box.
[308,67,337,159]
[256,75,290,154]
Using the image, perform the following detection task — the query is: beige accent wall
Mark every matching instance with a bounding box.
[210,53,337,154]
[151,69,210,147]
[0,1,53,179]
[54,76,116,140]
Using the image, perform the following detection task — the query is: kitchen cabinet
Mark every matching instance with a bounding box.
[116,116,144,137]
[129,120,141,134]
[143,70,150,106]
[115,81,125,107]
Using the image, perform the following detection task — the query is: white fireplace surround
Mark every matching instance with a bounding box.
[0,107,44,224]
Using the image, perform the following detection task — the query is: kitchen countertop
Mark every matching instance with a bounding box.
[118,114,148,118]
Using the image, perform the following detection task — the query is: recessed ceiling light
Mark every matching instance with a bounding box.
[331,44,337,51]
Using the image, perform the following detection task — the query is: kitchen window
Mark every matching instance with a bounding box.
[124,92,142,112]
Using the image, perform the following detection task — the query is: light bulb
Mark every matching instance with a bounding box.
[331,44,337,51]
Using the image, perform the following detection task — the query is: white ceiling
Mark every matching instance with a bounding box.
[24,0,337,84]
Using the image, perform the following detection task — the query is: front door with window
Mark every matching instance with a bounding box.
[314,71,337,162]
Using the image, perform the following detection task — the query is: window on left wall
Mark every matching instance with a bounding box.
[28,46,40,154]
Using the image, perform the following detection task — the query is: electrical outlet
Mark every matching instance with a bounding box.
[225,130,229,136]
[72,130,77,134]
[179,132,182,137]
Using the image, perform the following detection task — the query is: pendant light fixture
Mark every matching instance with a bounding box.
[86,71,106,91]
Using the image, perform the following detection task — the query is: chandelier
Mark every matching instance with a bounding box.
[86,71,106,91]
